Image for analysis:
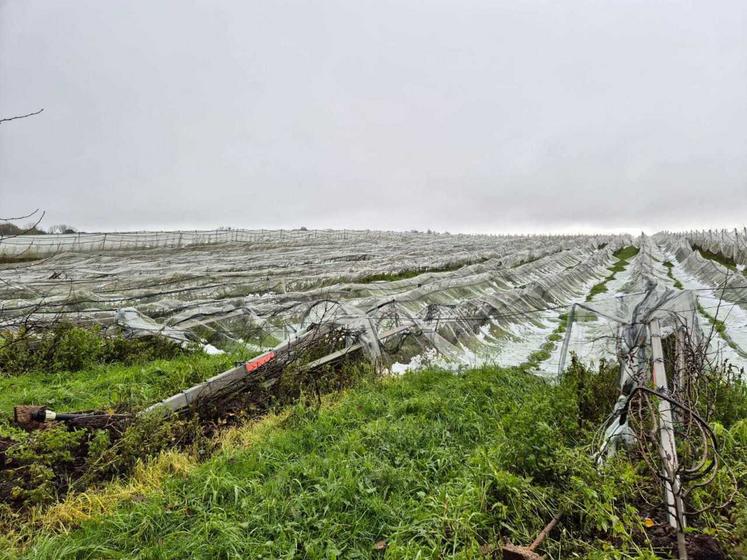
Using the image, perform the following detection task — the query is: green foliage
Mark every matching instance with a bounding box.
[558,356,620,429]
[276,361,377,409]
[708,365,747,429]
[0,412,207,516]
[0,323,186,377]
[686,417,747,555]
[3,426,87,506]
[85,430,111,465]
[74,413,204,489]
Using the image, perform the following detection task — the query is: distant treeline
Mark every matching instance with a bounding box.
[0,223,78,236]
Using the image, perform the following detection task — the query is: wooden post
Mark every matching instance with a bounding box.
[650,319,687,559]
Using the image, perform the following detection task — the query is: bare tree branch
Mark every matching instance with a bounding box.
[0,209,41,222]
[0,108,44,124]
[0,210,46,242]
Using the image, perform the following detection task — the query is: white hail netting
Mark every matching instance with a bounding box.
[1,229,746,372]
[0,229,415,258]
[664,228,747,267]
[114,308,223,355]
[654,233,747,362]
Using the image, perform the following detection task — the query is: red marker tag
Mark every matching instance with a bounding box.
[245,351,276,373]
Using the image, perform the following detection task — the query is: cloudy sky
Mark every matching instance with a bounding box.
[1,1,745,234]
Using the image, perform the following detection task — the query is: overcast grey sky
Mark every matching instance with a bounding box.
[1,1,746,234]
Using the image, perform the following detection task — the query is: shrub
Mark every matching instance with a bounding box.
[2,426,86,506]
[0,323,186,376]
[558,355,619,429]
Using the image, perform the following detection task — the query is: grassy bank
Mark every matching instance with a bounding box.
[5,366,618,558]
[5,361,745,559]
[0,343,260,525]
[0,350,254,417]
[0,322,259,433]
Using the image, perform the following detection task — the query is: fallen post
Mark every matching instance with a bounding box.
[13,321,418,430]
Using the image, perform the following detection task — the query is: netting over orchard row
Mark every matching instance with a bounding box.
[1,228,745,373]
[0,228,595,258]
[665,228,747,267]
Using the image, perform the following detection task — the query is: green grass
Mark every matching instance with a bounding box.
[521,318,566,371]
[662,261,685,289]
[612,245,640,262]
[7,366,638,559]
[2,360,746,558]
[586,245,639,302]
[8,363,746,559]
[0,348,262,515]
[586,282,609,299]
[0,349,256,418]
[0,323,200,377]
[523,344,553,368]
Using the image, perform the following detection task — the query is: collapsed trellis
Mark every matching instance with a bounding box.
[12,299,416,428]
[0,230,629,367]
[560,284,740,560]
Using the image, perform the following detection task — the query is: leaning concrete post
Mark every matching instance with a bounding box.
[650,319,687,559]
